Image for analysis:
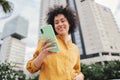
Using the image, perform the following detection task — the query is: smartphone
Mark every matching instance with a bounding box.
[40,24,60,52]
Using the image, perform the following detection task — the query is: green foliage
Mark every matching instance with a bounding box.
[0,60,119,80]
[81,60,120,80]
[0,62,26,80]
[0,0,13,13]
[28,75,39,80]
[103,60,120,79]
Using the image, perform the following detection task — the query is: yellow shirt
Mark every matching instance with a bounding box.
[26,35,82,80]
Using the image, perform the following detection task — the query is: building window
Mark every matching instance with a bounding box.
[80,0,85,2]
[111,53,119,56]
[102,52,109,55]
[103,7,110,13]
[110,46,113,49]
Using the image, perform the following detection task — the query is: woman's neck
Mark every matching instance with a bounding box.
[58,33,71,43]
[60,33,68,39]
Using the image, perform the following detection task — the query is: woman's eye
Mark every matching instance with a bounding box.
[61,20,65,22]
[55,22,59,24]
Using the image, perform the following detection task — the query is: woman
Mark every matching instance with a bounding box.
[26,5,84,80]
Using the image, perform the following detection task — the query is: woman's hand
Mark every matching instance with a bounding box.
[73,73,84,80]
[34,38,56,68]
[40,38,56,57]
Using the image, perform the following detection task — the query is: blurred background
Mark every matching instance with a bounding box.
[0,0,120,80]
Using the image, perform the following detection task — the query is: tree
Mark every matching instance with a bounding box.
[0,0,13,13]
[81,60,120,80]
[28,75,39,80]
[103,60,120,79]
[81,63,104,80]
[0,62,26,80]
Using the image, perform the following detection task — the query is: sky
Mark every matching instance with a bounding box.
[0,0,120,70]
[0,0,40,64]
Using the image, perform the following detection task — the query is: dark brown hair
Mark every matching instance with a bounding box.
[46,5,77,35]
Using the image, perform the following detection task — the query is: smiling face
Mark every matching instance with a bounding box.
[54,14,70,36]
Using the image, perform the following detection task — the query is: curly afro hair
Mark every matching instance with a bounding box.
[46,5,78,35]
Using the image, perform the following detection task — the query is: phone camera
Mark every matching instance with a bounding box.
[40,29,44,34]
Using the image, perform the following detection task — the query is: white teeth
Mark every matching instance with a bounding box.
[59,29,65,31]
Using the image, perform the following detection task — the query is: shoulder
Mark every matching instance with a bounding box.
[72,43,79,49]
[72,43,80,54]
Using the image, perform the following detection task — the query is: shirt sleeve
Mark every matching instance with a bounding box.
[72,47,84,79]
[74,53,80,74]
[26,39,43,73]
[73,49,84,78]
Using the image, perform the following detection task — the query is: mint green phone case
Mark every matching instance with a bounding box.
[40,24,60,52]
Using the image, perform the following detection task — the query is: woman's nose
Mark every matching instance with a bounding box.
[58,22,63,27]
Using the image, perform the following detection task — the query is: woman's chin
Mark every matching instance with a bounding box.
[59,33,67,36]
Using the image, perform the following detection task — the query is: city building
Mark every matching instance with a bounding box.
[1,15,28,40]
[74,0,120,64]
[39,0,120,64]
[0,36,26,70]
[0,15,28,70]
[67,0,84,55]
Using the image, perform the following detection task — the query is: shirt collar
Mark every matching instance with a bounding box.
[56,34,72,44]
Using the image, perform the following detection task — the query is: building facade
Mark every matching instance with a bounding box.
[67,0,85,55]
[74,0,120,64]
[0,36,25,70]
[39,0,120,64]
[1,16,28,40]
[0,16,28,70]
